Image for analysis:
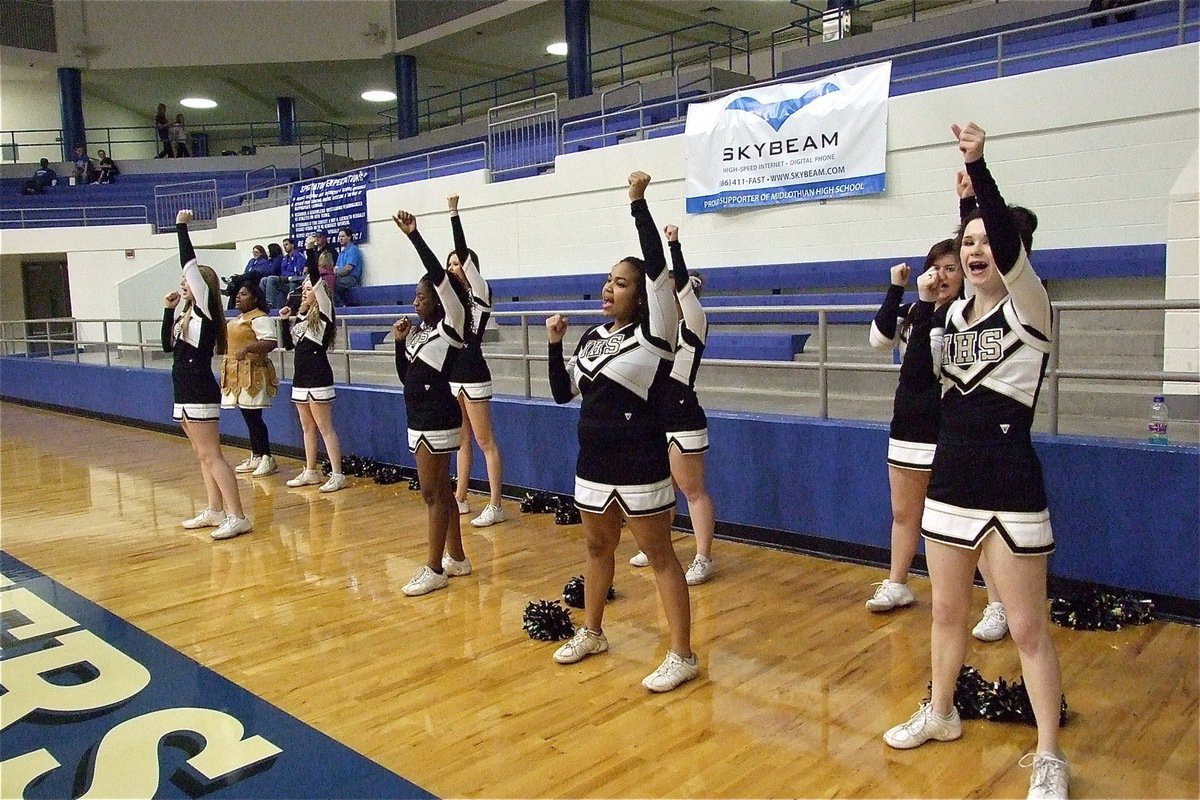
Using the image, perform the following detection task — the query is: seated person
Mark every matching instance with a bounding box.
[96,150,119,184]
[305,231,338,295]
[225,244,279,309]
[21,159,56,194]
[72,145,96,184]
[262,237,307,310]
[332,227,363,307]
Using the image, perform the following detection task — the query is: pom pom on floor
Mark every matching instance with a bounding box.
[522,600,575,641]
[562,575,615,609]
[938,665,1068,726]
[1050,587,1154,630]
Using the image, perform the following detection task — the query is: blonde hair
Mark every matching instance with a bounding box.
[179,265,228,355]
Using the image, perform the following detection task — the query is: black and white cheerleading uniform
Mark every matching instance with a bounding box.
[280,268,336,403]
[162,222,221,422]
[395,228,466,454]
[658,239,709,454]
[446,213,494,401]
[548,198,678,516]
[919,157,1054,555]
[870,285,940,471]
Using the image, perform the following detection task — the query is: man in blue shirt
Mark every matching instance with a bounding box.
[21,159,56,194]
[333,227,363,306]
[263,237,308,309]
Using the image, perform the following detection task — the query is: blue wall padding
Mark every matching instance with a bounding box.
[3,356,1195,602]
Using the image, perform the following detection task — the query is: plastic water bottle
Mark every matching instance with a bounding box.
[1148,395,1169,445]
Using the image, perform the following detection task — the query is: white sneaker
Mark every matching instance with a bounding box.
[286,469,323,487]
[251,455,277,477]
[210,514,252,540]
[234,456,261,474]
[181,508,225,529]
[883,701,962,749]
[471,504,506,527]
[642,650,700,692]
[866,580,916,612]
[685,555,714,585]
[1022,752,1069,799]
[319,473,347,493]
[973,601,1009,642]
[402,566,449,596]
[629,551,650,567]
[456,499,470,515]
[441,553,472,577]
[553,628,609,664]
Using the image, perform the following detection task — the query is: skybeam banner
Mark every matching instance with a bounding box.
[684,62,891,214]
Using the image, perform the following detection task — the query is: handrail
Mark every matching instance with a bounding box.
[0,205,149,228]
[4,297,1195,441]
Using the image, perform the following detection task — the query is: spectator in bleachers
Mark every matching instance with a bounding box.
[72,145,97,184]
[96,150,119,184]
[172,113,191,158]
[155,104,173,158]
[332,227,363,306]
[264,237,307,310]
[305,231,338,294]
[225,245,278,309]
[266,242,284,273]
[21,159,56,194]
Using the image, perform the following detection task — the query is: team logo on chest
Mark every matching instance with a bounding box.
[580,333,627,360]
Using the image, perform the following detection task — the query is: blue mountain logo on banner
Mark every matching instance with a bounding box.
[724,83,840,131]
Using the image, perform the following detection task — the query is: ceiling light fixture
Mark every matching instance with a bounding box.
[546,42,569,56]
[361,90,397,102]
[180,97,217,109]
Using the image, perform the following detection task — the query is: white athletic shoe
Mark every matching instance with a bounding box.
[1022,752,1069,799]
[553,628,608,664]
[642,650,700,692]
[286,469,323,487]
[866,580,916,612]
[319,473,347,493]
[973,601,1009,642]
[251,455,277,477]
[629,551,650,567]
[685,555,714,585]
[457,499,470,514]
[883,701,962,749]
[471,504,505,527]
[234,456,261,474]
[441,554,472,577]
[181,508,225,529]
[210,514,252,541]
[402,566,449,597]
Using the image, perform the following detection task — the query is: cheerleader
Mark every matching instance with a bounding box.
[224,281,279,478]
[391,209,469,597]
[546,171,698,693]
[445,193,506,528]
[278,260,346,493]
[630,224,717,585]
[162,209,252,540]
[883,123,1068,800]
[865,234,1008,640]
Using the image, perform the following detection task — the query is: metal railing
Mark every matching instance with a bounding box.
[0,204,148,228]
[487,95,559,179]
[153,179,218,231]
[3,297,1195,440]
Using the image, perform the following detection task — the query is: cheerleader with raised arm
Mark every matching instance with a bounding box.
[444,193,507,528]
[865,227,1009,640]
[630,223,718,585]
[883,123,1068,800]
[278,259,347,493]
[546,171,698,693]
[224,281,280,478]
[391,209,469,597]
[162,209,252,540]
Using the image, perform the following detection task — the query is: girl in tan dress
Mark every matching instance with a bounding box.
[223,282,279,477]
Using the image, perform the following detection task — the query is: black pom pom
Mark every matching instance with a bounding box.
[520,491,555,513]
[937,665,1068,726]
[562,575,615,609]
[374,465,404,485]
[522,600,575,641]
[1050,587,1154,631]
[408,475,421,491]
[550,494,580,525]
[319,459,332,476]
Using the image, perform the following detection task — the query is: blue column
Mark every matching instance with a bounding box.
[564,0,592,99]
[394,54,418,139]
[277,96,298,146]
[57,67,86,161]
